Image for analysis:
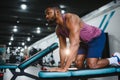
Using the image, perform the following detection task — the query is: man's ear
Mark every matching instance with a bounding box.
[55,10,60,15]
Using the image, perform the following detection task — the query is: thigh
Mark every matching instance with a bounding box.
[87,31,106,58]
[76,42,87,63]
[78,42,88,55]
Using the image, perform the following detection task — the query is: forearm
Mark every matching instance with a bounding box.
[64,44,79,69]
[59,49,66,68]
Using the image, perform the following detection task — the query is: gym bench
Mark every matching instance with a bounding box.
[0,43,58,80]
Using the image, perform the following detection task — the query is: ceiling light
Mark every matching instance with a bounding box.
[14,25,17,28]
[59,5,66,8]
[37,27,40,30]
[27,37,31,41]
[22,42,25,46]
[18,47,21,49]
[36,18,41,21]
[17,20,20,23]
[36,27,41,34]
[13,25,18,32]
[36,30,40,34]
[10,36,14,41]
[13,28,18,32]
[8,42,12,45]
[46,23,48,26]
[61,10,65,14]
[21,4,27,10]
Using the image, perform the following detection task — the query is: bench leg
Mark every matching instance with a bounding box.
[118,75,120,80]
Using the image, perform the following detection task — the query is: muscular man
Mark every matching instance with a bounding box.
[45,7,120,72]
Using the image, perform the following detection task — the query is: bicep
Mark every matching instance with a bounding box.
[66,16,80,45]
[69,27,80,46]
[58,35,67,49]
[56,27,67,49]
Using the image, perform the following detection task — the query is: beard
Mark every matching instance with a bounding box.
[47,12,57,26]
[48,18,56,25]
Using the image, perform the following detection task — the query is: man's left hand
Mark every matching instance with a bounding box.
[48,67,67,72]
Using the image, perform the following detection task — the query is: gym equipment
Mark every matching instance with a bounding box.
[1,33,120,80]
[0,43,58,80]
[38,33,120,80]
[0,72,3,80]
[38,67,120,80]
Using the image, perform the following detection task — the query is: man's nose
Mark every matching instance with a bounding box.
[46,15,48,19]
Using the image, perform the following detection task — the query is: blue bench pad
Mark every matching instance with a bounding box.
[0,65,18,69]
[71,67,116,76]
[116,67,120,72]
[38,71,71,78]
[38,67,117,78]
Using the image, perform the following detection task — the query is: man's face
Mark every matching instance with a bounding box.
[45,8,56,24]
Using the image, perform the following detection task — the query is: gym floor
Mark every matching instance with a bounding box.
[3,65,118,80]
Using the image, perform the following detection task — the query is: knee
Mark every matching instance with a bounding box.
[75,61,84,68]
[87,63,97,69]
[87,58,99,69]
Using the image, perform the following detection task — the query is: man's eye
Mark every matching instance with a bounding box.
[48,12,52,15]
[48,13,50,15]
[46,12,50,15]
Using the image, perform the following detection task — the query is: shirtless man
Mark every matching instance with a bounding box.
[45,7,120,72]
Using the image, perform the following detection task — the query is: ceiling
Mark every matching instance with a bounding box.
[0,0,113,48]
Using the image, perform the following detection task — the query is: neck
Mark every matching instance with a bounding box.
[56,14,64,27]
